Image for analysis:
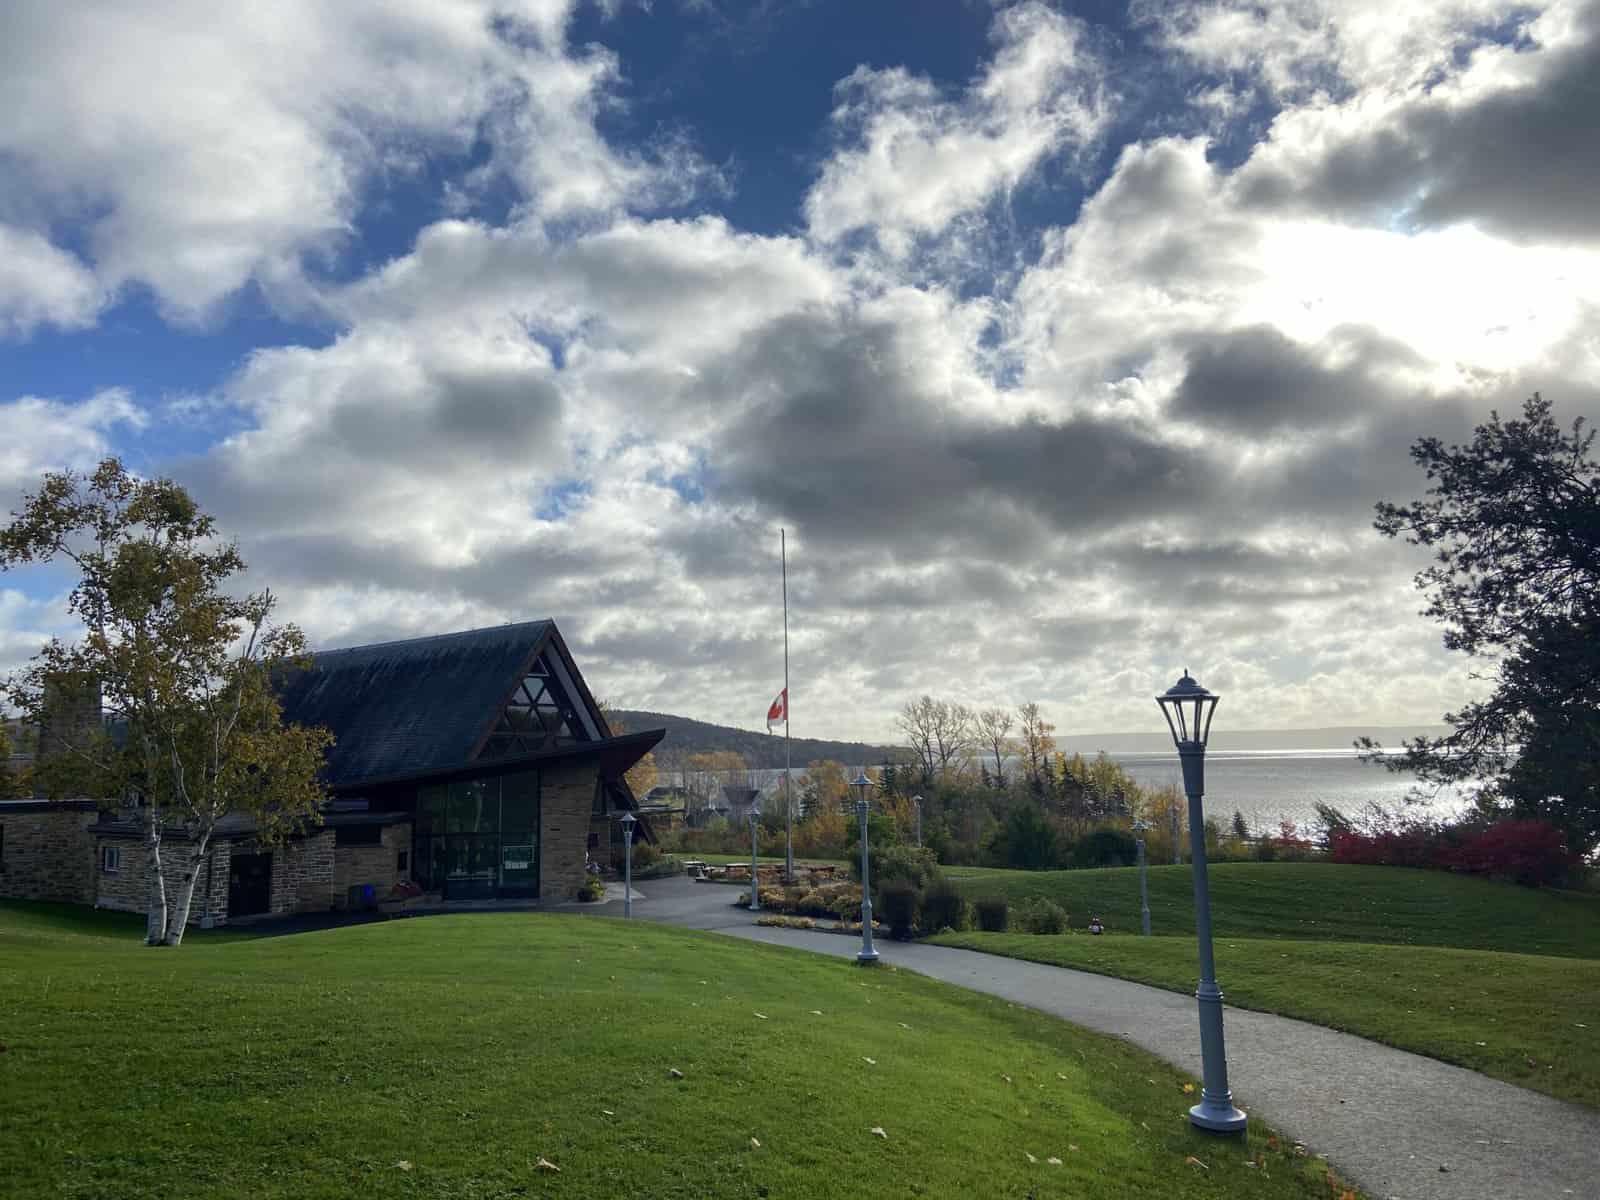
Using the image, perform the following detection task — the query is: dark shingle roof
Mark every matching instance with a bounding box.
[276,621,552,788]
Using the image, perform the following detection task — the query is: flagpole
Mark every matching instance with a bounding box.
[782,527,794,881]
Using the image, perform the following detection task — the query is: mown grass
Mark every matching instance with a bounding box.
[0,902,1359,1200]
[930,931,1600,1109]
[946,862,1600,957]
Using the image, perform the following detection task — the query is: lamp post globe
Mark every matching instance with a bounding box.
[1157,670,1246,1134]
[618,811,637,918]
[851,770,879,964]
[749,805,762,913]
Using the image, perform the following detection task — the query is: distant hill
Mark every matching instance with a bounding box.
[608,710,900,770]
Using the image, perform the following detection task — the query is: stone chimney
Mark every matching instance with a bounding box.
[35,672,103,776]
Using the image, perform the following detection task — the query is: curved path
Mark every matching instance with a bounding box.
[592,876,1599,1200]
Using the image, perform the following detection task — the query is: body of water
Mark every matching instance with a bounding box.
[1107,749,1462,834]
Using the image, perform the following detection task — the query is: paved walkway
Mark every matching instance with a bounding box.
[592,877,1599,1200]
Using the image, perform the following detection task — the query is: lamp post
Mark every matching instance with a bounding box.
[913,795,923,848]
[1132,818,1152,936]
[619,811,637,918]
[1157,670,1246,1134]
[851,770,879,964]
[749,803,762,912]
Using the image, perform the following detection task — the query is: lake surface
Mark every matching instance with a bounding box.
[1106,749,1463,833]
[739,748,1466,835]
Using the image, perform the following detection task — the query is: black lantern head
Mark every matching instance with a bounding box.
[850,769,872,805]
[1157,669,1219,749]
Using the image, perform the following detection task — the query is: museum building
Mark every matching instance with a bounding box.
[0,621,663,926]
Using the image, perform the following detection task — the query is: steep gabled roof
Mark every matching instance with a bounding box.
[277,620,578,788]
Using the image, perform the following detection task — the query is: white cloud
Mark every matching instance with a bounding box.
[0,225,104,337]
[805,2,1107,255]
[0,0,713,326]
[0,389,146,503]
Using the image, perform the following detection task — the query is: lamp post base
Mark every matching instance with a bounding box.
[1188,1101,1247,1134]
[856,948,880,965]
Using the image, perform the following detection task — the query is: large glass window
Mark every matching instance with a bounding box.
[412,771,540,899]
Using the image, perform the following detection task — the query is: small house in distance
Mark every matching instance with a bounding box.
[0,621,663,927]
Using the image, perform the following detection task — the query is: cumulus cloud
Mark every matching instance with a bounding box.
[0,225,105,338]
[805,2,1107,255]
[0,389,145,505]
[0,0,715,326]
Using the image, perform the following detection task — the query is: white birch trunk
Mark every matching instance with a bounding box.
[145,819,168,946]
[162,828,211,946]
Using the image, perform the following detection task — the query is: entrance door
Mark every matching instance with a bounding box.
[228,852,273,917]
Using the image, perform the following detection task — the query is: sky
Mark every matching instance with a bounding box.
[2,0,1598,742]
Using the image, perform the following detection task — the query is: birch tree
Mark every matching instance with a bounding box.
[1,460,331,946]
[1017,701,1056,791]
[974,707,1013,787]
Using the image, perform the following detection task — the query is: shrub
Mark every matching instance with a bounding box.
[878,880,920,940]
[874,844,942,891]
[1436,819,1580,887]
[1330,825,1442,868]
[1014,896,1069,935]
[756,914,815,929]
[920,878,968,932]
[1254,834,1278,862]
[634,854,683,880]
[1069,828,1139,869]
[631,842,662,870]
[577,876,606,902]
[974,896,1009,932]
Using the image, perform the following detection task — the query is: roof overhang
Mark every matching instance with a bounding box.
[327,728,665,795]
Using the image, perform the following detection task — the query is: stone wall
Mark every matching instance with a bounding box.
[94,830,337,926]
[93,836,229,927]
[541,762,598,901]
[265,830,336,915]
[331,823,412,908]
[0,801,98,903]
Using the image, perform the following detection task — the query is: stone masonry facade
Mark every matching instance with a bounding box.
[0,801,99,904]
[541,762,597,901]
[331,822,412,908]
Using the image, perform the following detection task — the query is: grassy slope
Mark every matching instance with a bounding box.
[0,903,1358,1200]
[931,931,1600,1109]
[947,862,1600,957]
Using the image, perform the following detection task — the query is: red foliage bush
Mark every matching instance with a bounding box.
[1329,825,1440,869]
[1434,820,1580,887]
[1331,818,1578,886]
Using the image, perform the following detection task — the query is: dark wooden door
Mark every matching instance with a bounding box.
[228,852,272,917]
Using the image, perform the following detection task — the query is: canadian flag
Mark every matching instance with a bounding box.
[766,687,788,732]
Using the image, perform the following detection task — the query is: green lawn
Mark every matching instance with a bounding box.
[947,862,1600,957]
[931,931,1600,1109]
[0,902,1358,1200]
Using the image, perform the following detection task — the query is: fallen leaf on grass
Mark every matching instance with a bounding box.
[1181,1083,1195,1094]
[1068,1144,1079,1153]
[809,1010,823,1016]
[870,1127,888,1139]
[1184,1156,1209,1170]
[1046,1157,1062,1166]
[669,1068,684,1079]
[1057,1073,1068,1080]
[1002,1074,1013,1084]
[1265,1136,1280,1152]
[537,1157,560,1173]
[753,1012,768,1020]
[1025,1152,1037,1164]
[898,1022,910,1029]
[863,1057,876,1065]
[601,1109,614,1116]
[396,1161,413,1172]
[751,1138,761,1149]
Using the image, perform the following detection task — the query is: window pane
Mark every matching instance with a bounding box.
[417,784,447,833]
[447,778,498,833]
[501,770,539,831]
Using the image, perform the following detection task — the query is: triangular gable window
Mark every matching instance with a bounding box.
[478,650,590,760]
